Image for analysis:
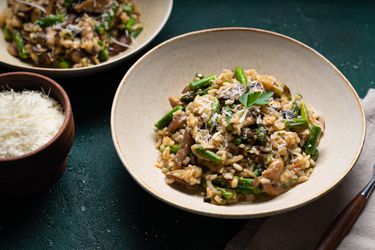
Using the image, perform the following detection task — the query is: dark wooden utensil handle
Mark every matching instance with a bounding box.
[315,194,367,250]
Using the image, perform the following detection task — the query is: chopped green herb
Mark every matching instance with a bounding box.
[35,14,64,28]
[239,91,273,109]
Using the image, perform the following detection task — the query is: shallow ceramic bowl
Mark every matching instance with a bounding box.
[0,72,75,196]
[0,0,173,77]
[111,28,365,218]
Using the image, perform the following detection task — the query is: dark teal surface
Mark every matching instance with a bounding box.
[0,1,373,249]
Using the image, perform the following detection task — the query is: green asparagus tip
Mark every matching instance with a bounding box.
[234,67,248,84]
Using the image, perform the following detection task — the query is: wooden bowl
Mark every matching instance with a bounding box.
[0,72,75,196]
[111,28,365,218]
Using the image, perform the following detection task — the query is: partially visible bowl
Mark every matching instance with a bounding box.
[0,0,173,77]
[0,72,75,196]
[111,28,365,218]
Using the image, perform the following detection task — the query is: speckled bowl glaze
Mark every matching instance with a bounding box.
[0,0,173,77]
[0,72,75,196]
[111,28,365,218]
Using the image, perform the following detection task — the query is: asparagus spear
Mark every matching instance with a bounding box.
[189,75,216,91]
[285,101,309,129]
[234,67,248,84]
[123,3,134,14]
[125,17,136,32]
[236,185,262,195]
[12,30,27,59]
[223,106,234,131]
[155,106,183,129]
[291,100,300,117]
[304,124,322,160]
[192,145,222,164]
[300,102,309,122]
[216,187,236,199]
[2,28,12,42]
[207,97,220,131]
[235,176,262,194]
[285,118,309,129]
[180,89,207,104]
[131,27,143,38]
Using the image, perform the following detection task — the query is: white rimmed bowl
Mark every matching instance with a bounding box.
[0,0,173,77]
[111,28,365,218]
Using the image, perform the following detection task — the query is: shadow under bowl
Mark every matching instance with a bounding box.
[0,72,75,196]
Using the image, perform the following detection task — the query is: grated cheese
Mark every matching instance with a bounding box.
[0,89,65,158]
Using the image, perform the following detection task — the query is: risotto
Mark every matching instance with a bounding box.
[154,68,324,205]
[0,0,142,68]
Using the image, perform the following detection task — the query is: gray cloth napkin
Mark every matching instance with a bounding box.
[226,89,375,250]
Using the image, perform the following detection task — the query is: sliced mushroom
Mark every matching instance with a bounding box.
[12,2,32,13]
[181,85,190,93]
[175,129,194,166]
[7,43,18,57]
[31,8,42,22]
[167,114,186,134]
[109,35,129,56]
[66,14,77,25]
[168,96,183,108]
[262,159,284,180]
[32,45,48,53]
[37,53,52,66]
[73,0,110,14]
[70,50,83,63]
[262,184,286,197]
[46,0,57,15]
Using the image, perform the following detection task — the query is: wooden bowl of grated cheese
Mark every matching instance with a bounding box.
[0,72,74,196]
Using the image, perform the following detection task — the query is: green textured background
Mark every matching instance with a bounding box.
[0,0,373,249]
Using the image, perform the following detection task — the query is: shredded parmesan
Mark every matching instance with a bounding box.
[0,90,65,158]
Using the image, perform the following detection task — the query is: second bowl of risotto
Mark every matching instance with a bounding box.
[111,28,365,218]
[0,0,173,76]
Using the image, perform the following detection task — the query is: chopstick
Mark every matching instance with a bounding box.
[315,167,375,250]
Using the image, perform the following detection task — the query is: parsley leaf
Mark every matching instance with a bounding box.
[239,91,273,108]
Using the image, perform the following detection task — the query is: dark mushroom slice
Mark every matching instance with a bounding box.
[66,14,77,24]
[12,2,32,13]
[46,0,57,15]
[168,96,183,108]
[262,184,286,197]
[7,43,18,57]
[32,45,48,53]
[73,0,110,14]
[181,85,191,93]
[31,8,42,22]
[175,129,194,166]
[37,54,53,66]
[70,50,84,63]
[167,113,186,134]
[109,35,130,56]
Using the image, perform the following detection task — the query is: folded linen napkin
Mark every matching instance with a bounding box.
[226,89,375,250]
